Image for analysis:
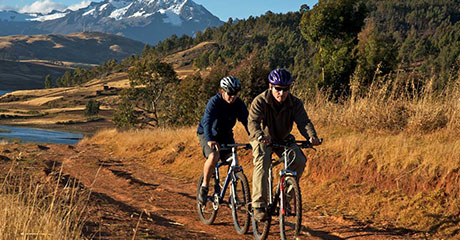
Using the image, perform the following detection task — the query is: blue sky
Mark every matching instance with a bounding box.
[0,0,318,20]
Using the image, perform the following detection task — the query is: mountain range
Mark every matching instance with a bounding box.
[0,0,223,45]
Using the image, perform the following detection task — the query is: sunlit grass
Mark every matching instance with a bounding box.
[0,160,88,239]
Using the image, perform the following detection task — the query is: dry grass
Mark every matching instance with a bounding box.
[82,125,253,181]
[0,160,88,239]
[85,122,460,236]
[298,73,460,235]
[306,74,460,135]
[82,127,204,180]
[23,96,64,106]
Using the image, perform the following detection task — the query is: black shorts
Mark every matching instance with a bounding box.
[198,134,232,160]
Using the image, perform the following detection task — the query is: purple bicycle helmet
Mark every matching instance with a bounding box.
[268,68,293,86]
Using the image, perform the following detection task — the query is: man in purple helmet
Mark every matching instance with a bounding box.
[248,68,320,221]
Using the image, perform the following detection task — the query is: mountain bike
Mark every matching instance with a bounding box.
[196,143,252,234]
[252,139,322,240]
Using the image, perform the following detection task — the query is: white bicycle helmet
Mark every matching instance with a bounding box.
[220,76,241,94]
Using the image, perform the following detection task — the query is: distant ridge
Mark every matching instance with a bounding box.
[0,59,71,90]
[0,32,145,64]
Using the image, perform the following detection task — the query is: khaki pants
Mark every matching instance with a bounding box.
[250,140,307,209]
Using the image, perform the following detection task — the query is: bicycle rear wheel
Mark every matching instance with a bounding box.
[196,174,218,225]
[230,172,251,234]
[279,176,302,240]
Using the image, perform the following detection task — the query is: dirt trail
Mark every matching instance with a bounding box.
[1,143,418,239]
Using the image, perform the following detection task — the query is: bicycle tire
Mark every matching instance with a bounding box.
[230,172,251,234]
[196,174,218,225]
[279,176,302,240]
[251,210,271,240]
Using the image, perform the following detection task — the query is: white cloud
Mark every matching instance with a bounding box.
[67,0,92,11]
[19,0,66,14]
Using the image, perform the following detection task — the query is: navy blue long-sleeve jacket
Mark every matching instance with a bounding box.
[197,93,249,143]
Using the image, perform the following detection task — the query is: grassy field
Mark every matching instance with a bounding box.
[83,74,460,238]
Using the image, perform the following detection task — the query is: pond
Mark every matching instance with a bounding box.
[0,125,83,144]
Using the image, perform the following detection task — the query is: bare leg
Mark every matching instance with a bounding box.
[202,151,220,187]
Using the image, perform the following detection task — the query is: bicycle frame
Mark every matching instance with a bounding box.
[267,144,297,213]
[213,143,249,206]
[252,139,322,240]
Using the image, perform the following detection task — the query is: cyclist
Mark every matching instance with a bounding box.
[197,76,249,204]
[248,68,320,221]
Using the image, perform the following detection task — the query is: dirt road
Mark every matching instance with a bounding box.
[0,143,418,239]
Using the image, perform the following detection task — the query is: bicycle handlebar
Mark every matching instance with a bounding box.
[219,143,252,151]
[271,138,323,149]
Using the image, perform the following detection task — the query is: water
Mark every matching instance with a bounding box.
[0,90,11,96]
[0,125,83,144]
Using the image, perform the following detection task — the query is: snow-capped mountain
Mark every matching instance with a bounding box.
[0,0,223,44]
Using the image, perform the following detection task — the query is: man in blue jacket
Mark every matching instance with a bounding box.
[197,76,249,204]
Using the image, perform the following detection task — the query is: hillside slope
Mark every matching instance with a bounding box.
[0,59,73,90]
[0,32,144,64]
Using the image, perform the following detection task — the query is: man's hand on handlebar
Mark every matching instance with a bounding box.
[309,137,321,146]
[258,135,271,145]
[207,141,220,151]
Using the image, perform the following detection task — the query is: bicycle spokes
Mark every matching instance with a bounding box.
[231,172,250,234]
[197,174,218,225]
[279,176,302,240]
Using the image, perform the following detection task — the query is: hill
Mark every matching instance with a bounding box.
[0,32,145,64]
[0,59,74,90]
[0,31,144,90]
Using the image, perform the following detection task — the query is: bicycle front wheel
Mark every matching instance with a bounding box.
[196,174,218,225]
[279,176,302,240]
[251,210,271,240]
[230,172,251,234]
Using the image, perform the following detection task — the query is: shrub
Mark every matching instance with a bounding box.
[84,100,100,117]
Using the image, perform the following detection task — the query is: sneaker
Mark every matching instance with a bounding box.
[198,186,209,205]
[254,207,267,221]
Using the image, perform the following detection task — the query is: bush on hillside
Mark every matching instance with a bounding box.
[84,99,100,117]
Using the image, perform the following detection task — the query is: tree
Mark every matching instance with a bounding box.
[166,73,207,126]
[84,99,100,117]
[354,19,397,89]
[120,57,179,127]
[113,91,139,128]
[300,0,367,47]
[44,74,52,88]
[142,43,151,58]
[232,52,271,104]
[300,0,367,97]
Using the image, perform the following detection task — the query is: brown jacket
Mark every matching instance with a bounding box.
[248,89,317,142]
